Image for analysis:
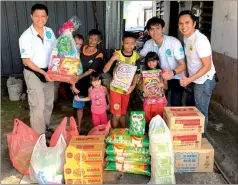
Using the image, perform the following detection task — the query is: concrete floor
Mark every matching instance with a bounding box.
[1,88,236,184]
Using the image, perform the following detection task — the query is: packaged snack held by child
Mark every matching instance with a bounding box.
[48,16,83,84]
[110,62,137,93]
[106,129,149,147]
[105,144,150,156]
[142,69,164,97]
[129,111,146,137]
[105,162,151,176]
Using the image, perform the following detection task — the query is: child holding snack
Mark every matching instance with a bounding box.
[75,73,109,126]
[71,29,104,132]
[103,32,140,128]
[140,52,168,124]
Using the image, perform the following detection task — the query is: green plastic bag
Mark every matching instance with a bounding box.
[106,155,151,164]
[129,111,146,137]
[106,144,150,156]
[105,162,151,176]
[106,128,149,147]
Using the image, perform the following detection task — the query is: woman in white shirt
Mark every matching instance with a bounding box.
[178,10,216,135]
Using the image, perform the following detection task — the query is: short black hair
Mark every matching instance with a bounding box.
[178,10,198,29]
[144,52,161,70]
[146,17,165,30]
[31,4,48,16]
[73,34,84,41]
[122,31,137,40]
[90,72,103,82]
[88,29,102,40]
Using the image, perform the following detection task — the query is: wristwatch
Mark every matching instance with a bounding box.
[172,70,176,76]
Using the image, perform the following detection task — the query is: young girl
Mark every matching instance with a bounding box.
[140,52,168,124]
[75,73,110,127]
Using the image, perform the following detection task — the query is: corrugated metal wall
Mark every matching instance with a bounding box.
[1,1,106,76]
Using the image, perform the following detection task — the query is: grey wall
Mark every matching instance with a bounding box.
[1,1,106,76]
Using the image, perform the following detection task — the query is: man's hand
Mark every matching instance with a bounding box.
[127,84,136,94]
[162,70,174,80]
[180,72,192,87]
[45,73,54,82]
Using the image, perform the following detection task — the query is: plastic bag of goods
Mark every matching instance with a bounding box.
[110,62,137,93]
[106,128,149,147]
[129,111,146,137]
[105,161,151,176]
[29,134,66,184]
[142,69,165,97]
[48,16,83,84]
[106,155,151,165]
[106,144,150,156]
[148,115,175,184]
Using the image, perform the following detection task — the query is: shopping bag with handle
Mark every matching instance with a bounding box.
[49,116,79,147]
[88,120,111,137]
[29,134,66,184]
[7,118,40,175]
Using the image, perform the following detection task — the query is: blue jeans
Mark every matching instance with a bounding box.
[194,75,216,133]
[165,79,184,106]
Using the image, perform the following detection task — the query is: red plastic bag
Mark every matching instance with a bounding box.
[49,116,79,147]
[7,119,40,175]
[88,120,111,137]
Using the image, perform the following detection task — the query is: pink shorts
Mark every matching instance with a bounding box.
[92,111,108,127]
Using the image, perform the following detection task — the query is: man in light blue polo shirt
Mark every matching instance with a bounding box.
[140,17,186,106]
[19,4,56,134]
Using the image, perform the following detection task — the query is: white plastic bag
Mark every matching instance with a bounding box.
[148,115,176,184]
[29,134,66,184]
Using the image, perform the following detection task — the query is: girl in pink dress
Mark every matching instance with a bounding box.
[76,73,110,126]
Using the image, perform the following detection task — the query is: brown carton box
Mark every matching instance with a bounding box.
[70,135,105,144]
[65,143,105,163]
[64,162,103,179]
[163,107,205,133]
[174,138,214,172]
[171,132,202,149]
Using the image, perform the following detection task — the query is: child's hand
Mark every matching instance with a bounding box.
[126,85,136,94]
[157,82,164,89]
[74,95,80,101]
[144,88,152,97]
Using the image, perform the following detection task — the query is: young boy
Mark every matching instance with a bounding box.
[103,32,140,128]
[72,29,104,133]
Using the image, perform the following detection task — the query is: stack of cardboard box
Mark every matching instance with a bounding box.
[64,135,105,184]
[163,107,214,172]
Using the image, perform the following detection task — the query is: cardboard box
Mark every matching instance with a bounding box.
[171,132,202,149]
[174,138,214,172]
[64,162,103,179]
[163,107,205,133]
[66,143,105,163]
[164,106,200,113]
[65,175,103,184]
[70,135,105,144]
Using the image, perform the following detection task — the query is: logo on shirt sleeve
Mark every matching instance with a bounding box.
[46,31,52,39]
[179,47,184,52]
[166,49,172,57]
[21,49,25,53]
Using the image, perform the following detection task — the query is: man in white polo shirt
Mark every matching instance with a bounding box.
[19,4,56,134]
[140,17,186,106]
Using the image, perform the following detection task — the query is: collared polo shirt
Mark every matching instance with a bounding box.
[140,35,185,80]
[19,25,56,68]
[184,30,216,84]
